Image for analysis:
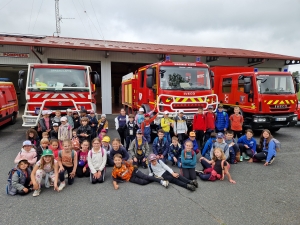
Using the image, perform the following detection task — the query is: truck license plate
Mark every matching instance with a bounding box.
[276,118,286,121]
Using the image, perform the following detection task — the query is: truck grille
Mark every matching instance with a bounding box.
[269,105,290,112]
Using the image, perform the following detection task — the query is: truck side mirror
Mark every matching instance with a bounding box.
[244,77,251,94]
[210,70,214,88]
[146,76,153,88]
[146,68,154,76]
[296,83,299,93]
[18,78,24,91]
[91,71,101,87]
[18,70,25,79]
[295,77,299,93]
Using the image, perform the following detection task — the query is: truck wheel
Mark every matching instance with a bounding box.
[10,113,17,125]
[142,104,151,113]
[270,128,280,133]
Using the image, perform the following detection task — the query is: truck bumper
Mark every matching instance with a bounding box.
[246,114,298,130]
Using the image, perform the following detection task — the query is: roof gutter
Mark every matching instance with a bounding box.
[31,46,42,63]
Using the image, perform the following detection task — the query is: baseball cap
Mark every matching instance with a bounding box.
[42,149,54,157]
[53,123,59,127]
[208,105,213,109]
[47,110,52,115]
[42,110,48,115]
[101,129,107,133]
[139,108,144,112]
[189,131,196,137]
[148,154,157,161]
[66,108,72,112]
[217,132,224,138]
[90,110,95,114]
[179,110,184,113]
[101,114,106,118]
[164,110,169,115]
[137,129,143,134]
[102,136,110,142]
[23,140,32,146]
[60,116,67,122]
[144,113,150,117]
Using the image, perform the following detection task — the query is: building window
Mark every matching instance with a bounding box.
[140,70,145,88]
[222,78,232,93]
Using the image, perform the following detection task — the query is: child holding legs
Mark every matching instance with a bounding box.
[31,149,59,197]
[57,139,78,191]
[181,140,197,180]
[237,129,257,162]
[107,138,129,166]
[112,154,168,190]
[167,136,183,168]
[197,148,236,183]
[76,140,91,178]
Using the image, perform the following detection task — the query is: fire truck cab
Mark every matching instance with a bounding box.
[18,64,100,127]
[212,66,299,131]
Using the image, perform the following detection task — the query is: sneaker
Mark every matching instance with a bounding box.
[268,157,275,165]
[32,189,41,197]
[161,180,169,188]
[58,182,66,191]
[187,184,196,191]
[195,170,204,176]
[64,172,68,179]
[240,156,243,162]
[190,180,198,188]
[244,155,250,160]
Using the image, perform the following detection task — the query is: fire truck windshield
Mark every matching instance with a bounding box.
[28,68,88,91]
[159,66,211,90]
[256,75,295,94]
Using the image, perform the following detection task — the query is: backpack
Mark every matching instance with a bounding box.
[149,159,161,173]
[58,150,75,162]
[272,138,281,152]
[72,137,80,151]
[6,168,21,195]
[89,148,105,158]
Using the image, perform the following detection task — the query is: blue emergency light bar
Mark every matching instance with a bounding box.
[254,68,258,72]
[0,78,10,81]
[283,68,288,72]
[165,55,171,61]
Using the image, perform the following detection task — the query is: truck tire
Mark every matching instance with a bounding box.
[142,104,151,113]
[10,112,17,125]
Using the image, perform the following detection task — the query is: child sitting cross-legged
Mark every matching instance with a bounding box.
[148,154,197,191]
[112,154,169,190]
[197,148,236,184]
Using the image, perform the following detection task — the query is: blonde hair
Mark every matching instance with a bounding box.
[39,155,55,170]
[40,138,49,144]
[212,148,226,161]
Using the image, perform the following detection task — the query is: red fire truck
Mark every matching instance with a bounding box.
[18,64,100,127]
[211,66,299,132]
[121,57,218,120]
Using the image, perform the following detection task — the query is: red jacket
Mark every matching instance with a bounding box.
[205,112,215,130]
[193,113,206,131]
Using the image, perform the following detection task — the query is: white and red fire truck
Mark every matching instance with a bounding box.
[18,64,100,127]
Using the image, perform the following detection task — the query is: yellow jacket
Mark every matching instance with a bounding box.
[160,117,173,132]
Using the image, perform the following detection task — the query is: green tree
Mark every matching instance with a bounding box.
[292,71,299,77]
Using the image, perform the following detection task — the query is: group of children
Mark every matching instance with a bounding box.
[7,105,279,196]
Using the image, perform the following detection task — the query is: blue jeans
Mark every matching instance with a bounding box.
[167,155,181,168]
[144,134,151,143]
[164,132,171,143]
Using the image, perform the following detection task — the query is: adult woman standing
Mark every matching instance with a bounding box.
[114,108,129,146]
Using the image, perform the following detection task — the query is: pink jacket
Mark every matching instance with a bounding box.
[14,148,37,166]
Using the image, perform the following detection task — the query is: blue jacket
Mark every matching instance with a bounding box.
[238,135,257,152]
[184,138,198,153]
[168,143,182,158]
[201,138,216,156]
[152,137,169,156]
[215,111,229,130]
[262,139,276,163]
[110,146,129,161]
[181,150,196,168]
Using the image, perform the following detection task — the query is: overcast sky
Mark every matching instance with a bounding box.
[1,0,300,71]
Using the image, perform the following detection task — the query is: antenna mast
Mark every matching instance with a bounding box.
[53,0,74,37]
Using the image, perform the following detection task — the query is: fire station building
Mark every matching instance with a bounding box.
[0,33,299,114]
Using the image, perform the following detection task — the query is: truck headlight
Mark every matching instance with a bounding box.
[254,118,266,122]
[293,116,298,121]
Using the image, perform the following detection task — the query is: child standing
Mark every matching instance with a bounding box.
[108,138,129,166]
[50,123,59,140]
[237,129,257,162]
[253,129,276,166]
[173,110,188,145]
[148,154,197,191]
[152,129,169,163]
[167,136,183,168]
[88,138,107,184]
[76,140,90,177]
[52,110,62,126]
[26,128,40,149]
[135,107,145,128]
[141,113,158,143]
[204,105,216,143]
[229,106,244,138]
[112,154,168,190]
[160,110,173,143]
[38,110,52,134]
[31,149,59,197]
[181,140,197,180]
[66,109,74,129]
[48,139,60,160]
[57,139,78,191]
[128,129,149,169]
[197,148,236,183]
[215,104,229,133]
[73,111,81,129]
[193,106,206,149]
[8,159,32,196]
[35,138,49,162]
[14,140,37,167]
[77,117,92,144]
[88,110,98,139]
[97,114,108,135]
[58,117,72,147]
[115,108,128,145]
[125,114,139,151]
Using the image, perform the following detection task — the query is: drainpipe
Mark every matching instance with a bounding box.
[31,46,42,63]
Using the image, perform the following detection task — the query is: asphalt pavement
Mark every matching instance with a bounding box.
[0,114,299,225]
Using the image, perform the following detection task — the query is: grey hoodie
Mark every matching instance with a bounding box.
[210,140,229,160]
